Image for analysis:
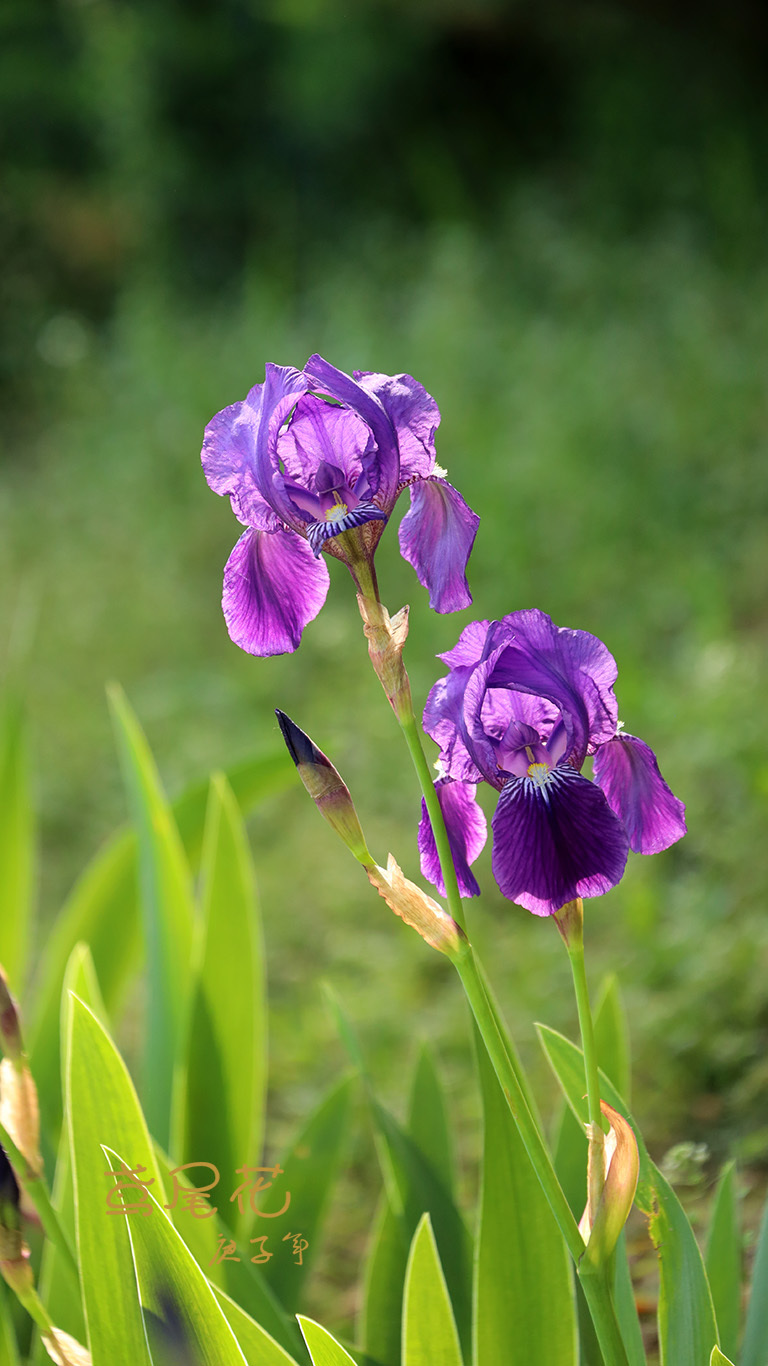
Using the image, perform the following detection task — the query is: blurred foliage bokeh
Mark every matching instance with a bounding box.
[2,0,768,1216]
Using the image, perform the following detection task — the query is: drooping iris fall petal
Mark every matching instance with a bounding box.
[418,778,487,898]
[592,732,686,854]
[398,478,479,613]
[490,767,629,916]
[222,528,329,657]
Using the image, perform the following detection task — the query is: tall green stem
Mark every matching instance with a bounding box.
[398,709,465,931]
[557,901,609,1227]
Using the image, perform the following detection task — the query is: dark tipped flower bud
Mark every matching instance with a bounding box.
[0,967,23,1064]
[275,711,374,866]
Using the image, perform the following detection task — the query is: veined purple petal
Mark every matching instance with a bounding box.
[592,733,686,854]
[418,779,487,898]
[423,672,484,783]
[354,370,440,480]
[253,363,313,529]
[437,619,492,669]
[398,477,479,613]
[304,355,400,509]
[202,391,282,532]
[487,610,619,765]
[279,394,374,494]
[222,527,329,656]
[491,767,629,916]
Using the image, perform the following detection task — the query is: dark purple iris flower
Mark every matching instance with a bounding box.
[202,356,479,655]
[419,610,686,916]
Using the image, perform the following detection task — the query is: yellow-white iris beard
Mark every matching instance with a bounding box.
[527,762,551,786]
[325,500,348,519]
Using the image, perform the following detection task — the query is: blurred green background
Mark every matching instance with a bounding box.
[2,0,767,1223]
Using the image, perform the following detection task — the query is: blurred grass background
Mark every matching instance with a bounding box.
[2,0,768,1214]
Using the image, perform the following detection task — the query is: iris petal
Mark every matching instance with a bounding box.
[592,733,686,854]
[398,477,479,613]
[491,767,629,916]
[304,355,401,509]
[202,391,282,531]
[353,370,440,480]
[418,779,487,898]
[487,610,619,763]
[222,527,329,656]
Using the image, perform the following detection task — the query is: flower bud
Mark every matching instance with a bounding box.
[366,854,466,958]
[579,1100,639,1272]
[275,711,374,866]
[0,966,23,1064]
[0,1057,42,1181]
[0,1146,22,1261]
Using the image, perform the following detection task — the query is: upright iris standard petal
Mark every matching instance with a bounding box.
[353,370,440,479]
[487,610,619,764]
[304,354,401,509]
[592,733,687,854]
[418,779,487,898]
[222,528,330,657]
[202,390,283,531]
[490,767,629,916]
[398,478,479,613]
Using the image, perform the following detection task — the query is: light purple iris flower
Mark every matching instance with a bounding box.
[419,610,686,915]
[201,356,479,656]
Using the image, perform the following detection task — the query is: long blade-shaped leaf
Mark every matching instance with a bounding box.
[105,1149,248,1366]
[30,749,292,1149]
[0,695,35,985]
[0,1283,21,1366]
[33,946,105,1364]
[403,1214,463,1366]
[360,1047,450,1366]
[327,988,472,1360]
[742,1189,768,1366]
[407,1045,454,1194]
[180,775,266,1218]
[593,974,631,1104]
[299,1317,357,1366]
[211,1284,301,1365]
[649,1163,719,1365]
[108,684,195,1149]
[473,1029,576,1366]
[65,994,158,1366]
[705,1162,740,1362]
[262,1075,354,1311]
[359,1196,408,1366]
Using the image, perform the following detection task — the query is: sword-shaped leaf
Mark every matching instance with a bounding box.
[179,774,266,1226]
[402,1214,463,1366]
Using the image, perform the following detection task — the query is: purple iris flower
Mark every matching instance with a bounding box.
[201,356,479,656]
[419,610,686,916]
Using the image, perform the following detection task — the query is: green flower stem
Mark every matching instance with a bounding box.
[398,709,466,931]
[15,1286,53,1336]
[559,904,609,1225]
[0,1119,79,1293]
